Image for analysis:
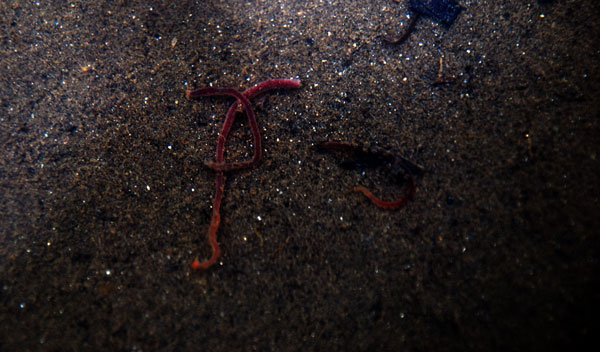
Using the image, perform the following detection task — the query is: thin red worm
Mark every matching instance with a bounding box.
[199,79,302,172]
[317,141,420,210]
[187,88,254,270]
[187,79,301,269]
[349,178,416,210]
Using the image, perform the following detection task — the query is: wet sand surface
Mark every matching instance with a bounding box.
[1,1,599,350]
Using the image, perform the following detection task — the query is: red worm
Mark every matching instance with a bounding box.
[201,79,302,172]
[187,88,253,270]
[187,79,301,270]
[317,141,421,211]
[350,178,416,210]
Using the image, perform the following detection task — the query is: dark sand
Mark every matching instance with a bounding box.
[1,0,599,350]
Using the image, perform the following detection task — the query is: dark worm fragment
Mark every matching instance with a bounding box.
[385,0,462,45]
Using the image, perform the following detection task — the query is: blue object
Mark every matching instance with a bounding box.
[408,0,462,25]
